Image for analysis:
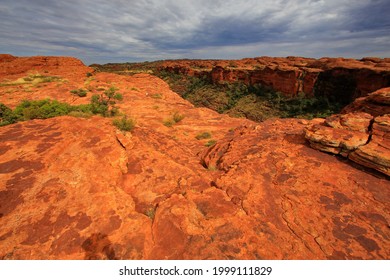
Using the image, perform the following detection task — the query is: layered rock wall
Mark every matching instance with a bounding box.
[157,57,390,102]
[305,88,390,176]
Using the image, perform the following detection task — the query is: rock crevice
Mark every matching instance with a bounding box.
[305,88,390,176]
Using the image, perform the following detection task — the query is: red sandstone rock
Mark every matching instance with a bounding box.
[0,54,16,63]
[342,87,390,116]
[155,56,390,99]
[305,113,372,155]
[0,55,389,260]
[325,112,373,133]
[305,91,390,176]
[350,115,390,176]
[0,55,93,84]
[201,120,389,259]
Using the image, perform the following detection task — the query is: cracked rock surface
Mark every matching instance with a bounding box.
[305,88,390,176]
[0,56,389,259]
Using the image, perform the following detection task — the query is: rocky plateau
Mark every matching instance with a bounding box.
[98,56,390,105]
[0,54,389,260]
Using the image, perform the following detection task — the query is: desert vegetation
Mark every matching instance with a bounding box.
[163,111,185,127]
[90,87,123,117]
[70,88,88,97]
[0,99,91,126]
[158,72,343,121]
[195,131,212,140]
[0,73,64,87]
[204,139,217,147]
[0,86,135,131]
[112,115,136,132]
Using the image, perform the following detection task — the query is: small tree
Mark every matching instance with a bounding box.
[90,87,123,116]
[113,115,136,132]
[70,88,88,97]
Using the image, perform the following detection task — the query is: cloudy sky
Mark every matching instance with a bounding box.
[1,0,389,64]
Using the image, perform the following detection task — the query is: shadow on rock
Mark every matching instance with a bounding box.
[82,233,117,260]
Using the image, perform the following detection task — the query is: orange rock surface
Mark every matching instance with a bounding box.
[155,56,390,99]
[305,89,390,176]
[0,55,389,260]
[342,87,390,116]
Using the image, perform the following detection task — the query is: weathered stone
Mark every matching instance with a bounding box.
[342,87,390,116]
[305,114,371,155]
[155,56,390,98]
[0,55,389,260]
[325,112,373,132]
[349,115,390,176]
[305,89,390,177]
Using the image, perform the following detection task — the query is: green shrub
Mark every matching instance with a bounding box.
[90,87,123,117]
[0,103,17,126]
[163,118,175,127]
[195,132,212,140]
[207,165,217,171]
[151,93,162,99]
[156,68,342,121]
[172,111,185,123]
[5,99,94,122]
[70,88,88,97]
[163,111,185,127]
[13,99,72,120]
[68,111,92,118]
[145,208,156,220]
[71,103,93,113]
[205,139,217,147]
[113,115,136,132]
[0,97,134,130]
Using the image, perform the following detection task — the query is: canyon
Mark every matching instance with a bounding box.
[97,56,390,105]
[0,54,389,260]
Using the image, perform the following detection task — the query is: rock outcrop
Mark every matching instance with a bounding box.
[305,88,390,176]
[0,54,93,82]
[305,112,372,156]
[0,55,94,108]
[0,55,389,260]
[349,115,390,176]
[153,57,390,102]
[342,87,390,116]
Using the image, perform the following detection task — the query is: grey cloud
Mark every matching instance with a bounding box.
[0,0,389,64]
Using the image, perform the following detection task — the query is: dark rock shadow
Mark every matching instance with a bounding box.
[82,233,117,260]
[335,155,389,180]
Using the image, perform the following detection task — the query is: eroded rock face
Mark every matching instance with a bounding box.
[305,113,372,156]
[0,55,389,260]
[349,115,390,176]
[305,89,390,176]
[155,56,390,100]
[342,87,390,117]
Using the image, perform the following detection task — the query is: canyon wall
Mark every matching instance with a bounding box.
[157,57,390,104]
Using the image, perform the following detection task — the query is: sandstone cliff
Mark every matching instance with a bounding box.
[305,87,390,176]
[154,57,390,104]
[0,55,389,260]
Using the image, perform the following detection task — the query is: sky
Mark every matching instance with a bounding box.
[0,0,389,65]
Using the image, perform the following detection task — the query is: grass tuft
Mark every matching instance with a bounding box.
[205,139,217,147]
[195,131,212,140]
